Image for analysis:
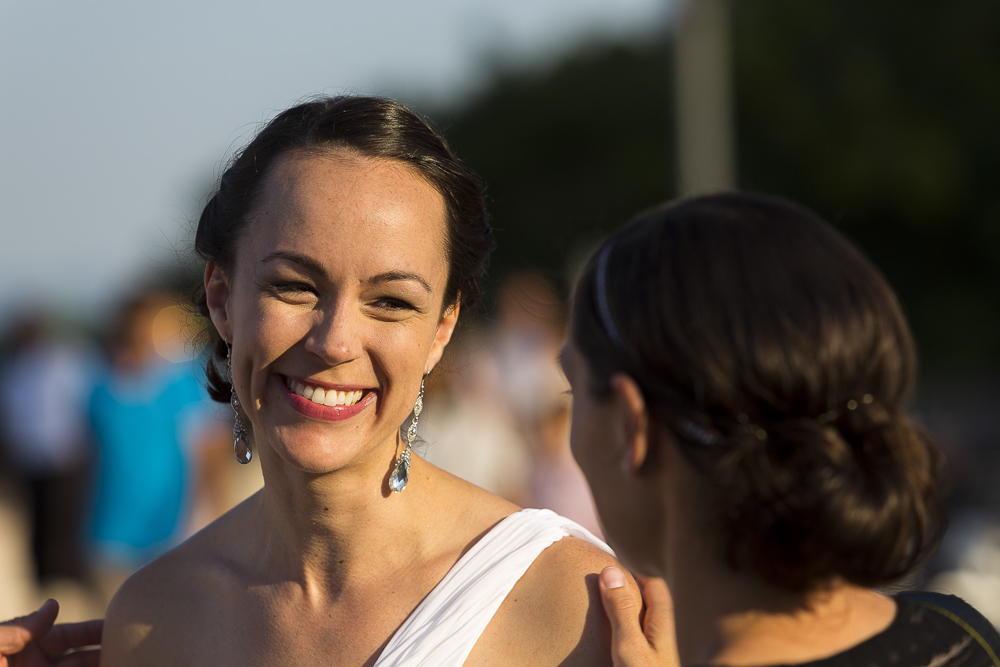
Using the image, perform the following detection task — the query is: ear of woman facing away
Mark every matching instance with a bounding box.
[569,193,998,666]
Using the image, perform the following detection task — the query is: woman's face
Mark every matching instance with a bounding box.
[561,330,664,575]
[561,338,628,552]
[206,149,457,475]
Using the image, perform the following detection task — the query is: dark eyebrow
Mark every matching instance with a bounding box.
[263,251,432,294]
[263,251,327,277]
[367,272,433,294]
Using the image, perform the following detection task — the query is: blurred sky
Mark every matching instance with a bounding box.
[0,0,669,321]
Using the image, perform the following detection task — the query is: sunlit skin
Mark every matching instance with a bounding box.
[559,338,666,577]
[209,150,455,481]
[100,149,620,667]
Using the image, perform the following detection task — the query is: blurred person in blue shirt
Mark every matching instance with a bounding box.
[86,290,228,605]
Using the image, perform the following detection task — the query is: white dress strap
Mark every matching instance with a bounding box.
[373,508,612,666]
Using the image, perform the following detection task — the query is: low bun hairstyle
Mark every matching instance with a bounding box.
[571,192,945,593]
[192,96,493,402]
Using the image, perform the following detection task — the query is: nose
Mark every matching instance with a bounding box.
[303,301,362,365]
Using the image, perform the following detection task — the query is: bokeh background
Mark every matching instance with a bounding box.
[2,0,998,628]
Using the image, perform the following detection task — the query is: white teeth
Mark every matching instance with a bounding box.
[286,378,364,407]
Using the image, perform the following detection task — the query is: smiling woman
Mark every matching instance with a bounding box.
[206,151,454,478]
[97,96,620,667]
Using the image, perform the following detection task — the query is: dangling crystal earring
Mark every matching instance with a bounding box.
[389,375,425,493]
[227,344,252,464]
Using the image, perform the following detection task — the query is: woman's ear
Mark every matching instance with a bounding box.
[610,373,650,474]
[204,262,232,342]
[424,301,460,374]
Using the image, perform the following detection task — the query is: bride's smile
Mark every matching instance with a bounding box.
[205,150,457,474]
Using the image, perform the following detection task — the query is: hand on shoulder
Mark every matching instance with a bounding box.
[599,568,679,667]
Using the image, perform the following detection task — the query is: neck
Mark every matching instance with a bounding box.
[648,439,896,666]
[666,544,896,666]
[249,441,437,602]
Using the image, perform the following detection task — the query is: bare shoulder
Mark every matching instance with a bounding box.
[102,499,254,667]
[471,534,620,666]
[103,549,201,665]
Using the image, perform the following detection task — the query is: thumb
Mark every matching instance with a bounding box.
[0,599,59,654]
[599,567,649,665]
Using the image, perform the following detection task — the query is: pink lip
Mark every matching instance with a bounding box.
[275,375,378,421]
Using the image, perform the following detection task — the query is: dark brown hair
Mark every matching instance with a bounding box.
[193,96,493,401]
[572,192,945,593]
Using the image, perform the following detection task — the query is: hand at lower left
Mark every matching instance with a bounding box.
[0,600,102,667]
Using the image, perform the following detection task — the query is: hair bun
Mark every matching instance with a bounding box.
[715,405,945,592]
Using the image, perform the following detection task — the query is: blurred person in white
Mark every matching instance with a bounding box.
[0,310,95,588]
[420,327,532,504]
[493,271,602,536]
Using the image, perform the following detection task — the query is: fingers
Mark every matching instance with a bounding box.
[0,599,59,654]
[601,569,682,667]
[635,576,676,652]
[39,619,104,658]
[599,566,648,665]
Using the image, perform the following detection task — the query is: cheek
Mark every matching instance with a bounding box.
[380,322,445,423]
[568,420,589,472]
[360,320,439,413]
[370,314,442,373]
[569,404,612,476]
[249,305,306,360]
[234,298,309,410]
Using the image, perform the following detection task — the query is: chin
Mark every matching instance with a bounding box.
[627,558,665,579]
[262,429,364,476]
[610,545,663,579]
[600,519,664,578]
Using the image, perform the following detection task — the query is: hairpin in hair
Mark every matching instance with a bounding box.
[817,394,875,424]
[675,418,722,446]
[737,413,768,441]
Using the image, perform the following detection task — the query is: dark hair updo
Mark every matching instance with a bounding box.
[193,95,494,402]
[572,192,945,594]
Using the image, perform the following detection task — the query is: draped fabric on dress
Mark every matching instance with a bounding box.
[374,508,612,666]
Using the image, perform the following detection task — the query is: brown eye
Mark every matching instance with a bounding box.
[266,282,318,303]
[271,282,314,293]
[374,297,416,311]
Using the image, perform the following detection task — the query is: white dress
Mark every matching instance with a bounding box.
[373,508,613,666]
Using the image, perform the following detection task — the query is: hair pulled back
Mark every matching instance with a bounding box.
[572,192,945,593]
[193,96,493,402]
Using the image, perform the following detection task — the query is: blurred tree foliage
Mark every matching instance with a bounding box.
[433,39,675,294]
[434,0,1000,375]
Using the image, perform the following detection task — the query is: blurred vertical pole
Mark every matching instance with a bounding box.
[674,0,736,195]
